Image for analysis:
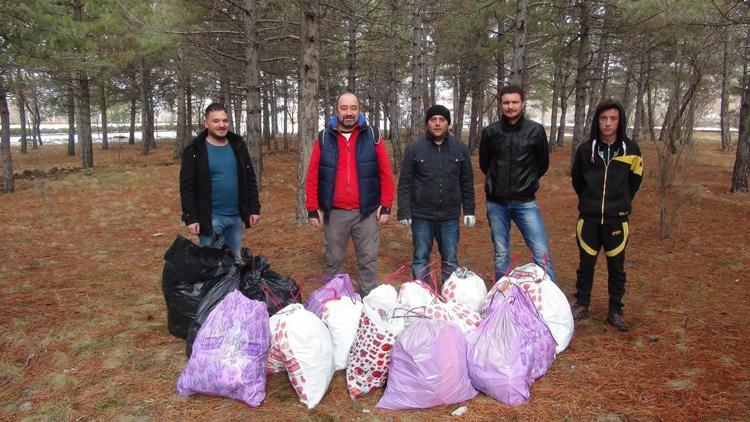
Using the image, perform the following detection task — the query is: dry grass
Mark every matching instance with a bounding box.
[1,135,749,420]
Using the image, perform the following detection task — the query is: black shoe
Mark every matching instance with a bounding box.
[607,312,630,332]
[571,304,589,320]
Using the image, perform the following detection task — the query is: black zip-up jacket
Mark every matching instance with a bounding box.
[479,115,549,203]
[179,130,260,236]
[397,133,475,220]
[572,137,643,224]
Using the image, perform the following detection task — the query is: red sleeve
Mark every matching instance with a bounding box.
[375,138,394,208]
[305,139,321,212]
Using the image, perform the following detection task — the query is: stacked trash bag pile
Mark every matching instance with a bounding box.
[161,236,574,411]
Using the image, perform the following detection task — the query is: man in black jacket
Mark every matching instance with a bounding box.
[397,105,475,283]
[179,103,260,262]
[479,85,556,282]
[570,99,643,332]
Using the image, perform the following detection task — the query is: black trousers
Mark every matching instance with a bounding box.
[575,218,629,313]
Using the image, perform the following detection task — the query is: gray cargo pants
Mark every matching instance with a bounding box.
[323,209,379,296]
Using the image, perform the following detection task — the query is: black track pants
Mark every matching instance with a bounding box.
[574,218,629,313]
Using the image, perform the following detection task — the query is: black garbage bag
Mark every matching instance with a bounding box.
[239,251,301,316]
[185,267,240,357]
[162,236,235,339]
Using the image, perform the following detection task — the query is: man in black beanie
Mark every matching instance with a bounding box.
[397,104,476,284]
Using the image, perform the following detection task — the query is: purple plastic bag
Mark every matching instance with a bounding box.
[376,319,478,410]
[467,284,556,406]
[176,291,271,407]
[305,274,361,318]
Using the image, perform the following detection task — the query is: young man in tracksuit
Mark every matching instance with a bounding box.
[305,92,394,296]
[570,99,643,332]
[179,103,261,262]
[397,105,476,284]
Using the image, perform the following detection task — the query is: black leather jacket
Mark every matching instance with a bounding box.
[179,130,260,236]
[479,115,549,202]
[397,133,475,220]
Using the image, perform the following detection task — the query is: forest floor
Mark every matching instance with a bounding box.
[1,134,749,421]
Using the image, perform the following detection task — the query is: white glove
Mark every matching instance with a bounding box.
[463,215,476,228]
[399,218,412,226]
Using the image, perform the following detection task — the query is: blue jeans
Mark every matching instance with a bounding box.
[199,214,244,261]
[411,218,459,284]
[486,200,556,282]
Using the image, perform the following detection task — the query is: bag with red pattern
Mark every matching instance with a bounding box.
[266,303,334,409]
[419,300,481,334]
[442,267,488,313]
[346,285,405,398]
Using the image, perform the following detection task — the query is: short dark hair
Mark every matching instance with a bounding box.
[204,102,228,118]
[594,99,622,117]
[499,84,525,102]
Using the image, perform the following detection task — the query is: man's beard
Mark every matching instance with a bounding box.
[208,129,228,140]
[339,116,356,131]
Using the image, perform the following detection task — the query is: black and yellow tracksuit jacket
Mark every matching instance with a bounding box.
[571,137,643,224]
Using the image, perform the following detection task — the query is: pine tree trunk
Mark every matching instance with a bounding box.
[233,95,243,136]
[68,84,76,156]
[140,65,152,155]
[510,0,528,86]
[17,90,28,155]
[453,73,468,139]
[468,63,482,154]
[584,47,603,138]
[175,50,187,160]
[186,77,193,138]
[245,0,263,186]
[721,28,733,152]
[0,80,13,193]
[409,2,424,141]
[387,0,403,170]
[347,18,357,92]
[296,0,320,223]
[129,73,136,145]
[100,82,109,150]
[72,1,93,168]
[557,91,569,146]
[731,46,750,192]
[550,52,562,146]
[75,73,94,168]
[622,61,634,129]
[270,79,278,138]
[27,104,37,149]
[571,0,591,165]
[282,76,289,151]
[262,86,271,151]
[32,92,42,147]
[633,55,648,143]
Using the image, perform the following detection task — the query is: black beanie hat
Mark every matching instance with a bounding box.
[425,105,451,125]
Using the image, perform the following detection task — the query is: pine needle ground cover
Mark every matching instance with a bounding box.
[1,137,748,420]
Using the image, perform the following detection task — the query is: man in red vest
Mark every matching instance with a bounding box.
[305,92,395,295]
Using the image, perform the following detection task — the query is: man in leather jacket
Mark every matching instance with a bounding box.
[479,85,556,282]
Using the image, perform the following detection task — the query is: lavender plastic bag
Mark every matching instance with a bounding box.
[467,285,556,406]
[176,291,270,407]
[376,319,478,410]
[305,274,360,318]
